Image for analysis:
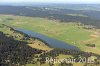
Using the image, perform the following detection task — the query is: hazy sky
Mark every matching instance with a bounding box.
[0,0,100,4]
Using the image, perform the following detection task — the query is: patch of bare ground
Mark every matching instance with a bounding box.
[28,39,52,51]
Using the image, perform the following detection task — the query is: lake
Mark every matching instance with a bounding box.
[15,28,79,51]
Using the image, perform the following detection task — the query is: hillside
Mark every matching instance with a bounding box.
[0,24,52,50]
[0,6,100,28]
[0,25,43,66]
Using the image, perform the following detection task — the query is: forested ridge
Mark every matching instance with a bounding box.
[0,6,100,28]
[0,31,43,66]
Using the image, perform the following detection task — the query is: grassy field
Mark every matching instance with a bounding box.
[0,15,100,55]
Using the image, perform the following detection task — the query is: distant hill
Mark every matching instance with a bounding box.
[0,6,100,28]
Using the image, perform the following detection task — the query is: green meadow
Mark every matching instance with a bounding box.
[0,15,100,54]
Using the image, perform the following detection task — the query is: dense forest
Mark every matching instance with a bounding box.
[0,30,43,66]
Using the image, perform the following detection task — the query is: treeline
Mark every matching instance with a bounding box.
[38,49,100,66]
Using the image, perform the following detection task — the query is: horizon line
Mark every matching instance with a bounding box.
[0,2,100,4]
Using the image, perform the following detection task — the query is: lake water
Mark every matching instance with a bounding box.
[15,28,79,51]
